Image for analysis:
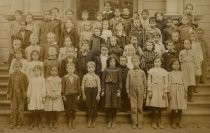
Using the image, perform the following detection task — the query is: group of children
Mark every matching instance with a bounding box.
[7,1,209,131]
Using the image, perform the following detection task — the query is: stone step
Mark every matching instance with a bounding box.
[192,92,210,102]
[0,75,9,83]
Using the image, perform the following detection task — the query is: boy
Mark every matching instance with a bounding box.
[14,19,32,49]
[90,28,105,56]
[62,63,81,129]
[140,9,150,30]
[110,8,127,30]
[10,10,23,40]
[179,15,193,42]
[171,31,183,53]
[51,7,62,43]
[122,7,132,34]
[8,38,22,66]
[25,14,39,34]
[197,28,209,83]
[102,1,114,20]
[119,56,130,112]
[25,33,41,61]
[153,33,165,57]
[7,61,29,129]
[126,55,146,129]
[65,9,74,21]
[162,41,178,71]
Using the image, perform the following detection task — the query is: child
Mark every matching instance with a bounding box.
[123,44,136,70]
[51,7,62,43]
[140,40,158,74]
[80,21,93,42]
[25,33,41,61]
[43,47,60,78]
[189,31,203,87]
[179,15,193,42]
[58,37,74,61]
[168,59,187,129]
[7,61,29,129]
[100,20,112,42]
[39,10,59,46]
[128,35,143,56]
[14,19,32,49]
[45,66,64,130]
[27,65,46,129]
[94,44,109,78]
[25,14,39,34]
[102,1,114,20]
[197,28,209,83]
[81,61,101,128]
[146,57,168,129]
[8,38,22,66]
[92,11,103,30]
[119,56,130,112]
[60,19,79,49]
[90,28,105,56]
[77,40,93,77]
[122,7,132,34]
[108,36,123,57]
[9,49,27,74]
[184,3,198,29]
[126,55,146,129]
[146,17,162,43]
[140,9,150,30]
[101,55,122,129]
[162,41,178,71]
[171,31,183,53]
[10,10,23,40]
[78,10,90,35]
[129,19,144,49]
[155,12,167,34]
[110,8,127,30]
[64,9,74,21]
[26,50,43,79]
[60,46,78,77]
[179,40,196,102]
[40,32,59,61]
[132,11,140,20]
[153,32,165,57]
[62,63,81,129]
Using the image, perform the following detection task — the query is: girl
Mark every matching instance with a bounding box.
[78,10,90,35]
[92,11,103,30]
[100,20,112,43]
[155,12,167,34]
[184,3,198,29]
[108,36,123,57]
[80,21,93,42]
[101,55,122,129]
[179,39,196,102]
[123,44,135,69]
[146,57,168,129]
[27,65,46,129]
[58,37,73,61]
[26,50,43,79]
[81,61,101,128]
[179,15,193,42]
[168,59,187,129]
[153,33,165,57]
[140,40,158,75]
[45,66,64,130]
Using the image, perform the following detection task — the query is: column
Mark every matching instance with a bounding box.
[166,0,184,15]
[28,0,42,15]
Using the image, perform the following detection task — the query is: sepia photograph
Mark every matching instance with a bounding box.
[0,0,210,133]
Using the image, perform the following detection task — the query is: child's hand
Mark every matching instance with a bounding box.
[62,96,66,102]
[101,91,105,97]
[117,92,121,97]
[83,95,86,101]
[148,91,152,99]
[6,94,11,100]
[77,95,80,101]
[96,95,100,102]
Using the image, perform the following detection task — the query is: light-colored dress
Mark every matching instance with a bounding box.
[44,76,64,111]
[168,71,187,110]
[26,61,43,79]
[179,49,196,86]
[146,67,168,107]
[100,30,112,42]
[27,76,46,110]
[80,31,93,42]
[154,42,165,57]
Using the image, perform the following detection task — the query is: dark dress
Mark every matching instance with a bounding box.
[102,67,122,109]
[43,58,60,78]
[14,30,32,49]
[162,50,178,71]
[60,57,78,77]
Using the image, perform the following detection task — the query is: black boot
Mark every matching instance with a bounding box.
[188,86,194,102]
[177,110,183,128]
[87,110,91,128]
[111,109,117,129]
[107,109,112,129]
[157,109,164,129]
[91,109,97,128]
[151,109,157,129]
[71,110,76,129]
[171,110,177,129]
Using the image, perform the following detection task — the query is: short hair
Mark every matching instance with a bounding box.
[32,65,42,72]
[106,54,119,68]
[154,11,164,19]
[196,28,204,34]
[154,57,162,63]
[87,61,96,68]
[141,9,149,15]
[153,32,161,38]
[120,55,128,61]
[133,11,139,16]
[30,33,38,40]
[95,11,103,18]
[80,39,90,47]
[104,1,111,6]
[131,55,140,62]
[82,10,89,15]
[66,62,75,69]
[185,3,194,10]
[114,8,121,12]
[101,43,108,49]
[12,37,22,44]
[46,32,56,38]
[19,18,27,25]
[51,7,59,13]
[26,13,33,18]
[65,9,74,14]
[15,10,23,15]
[149,17,156,23]
[15,48,24,54]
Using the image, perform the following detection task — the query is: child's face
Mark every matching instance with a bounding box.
[133,20,141,27]
[101,47,109,55]
[185,5,193,14]
[13,40,21,49]
[102,21,109,30]
[154,35,160,42]
[172,32,179,42]
[141,12,149,20]
[132,58,140,68]
[96,13,103,21]
[123,8,130,16]
[154,58,161,67]
[172,61,180,70]
[19,21,26,31]
[66,11,73,19]
[189,33,196,41]
[181,17,188,25]
[34,68,41,77]
[47,35,55,44]
[184,40,191,49]
[67,49,74,57]
[197,31,204,39]
[81,43,89,51]
[82,13,89,20]
[167,20,173,27]
[15,13,22,21]
[51,9,59,19]
[116,23,123,31]
[87,65,95,73]
[65,21,73,29]
[50,67,58,76]
[110,37,117,46]
[104,3,111,11]
[64,38,72,47]
[30,35,38,44]
[167,43,175,51]
[44,11,51,20]
[14,65,21,72]
[31,52,39,61]
[94,29,101,36]
[15,51,23,59]
[149,20,156,27]
[146,43,153,51]
[67,65,75,74]
[132,13,139,20]
[84,23,91,31]
[26,15,33,24]
[114,9,121,17]
[131,37,138,44]
[120,57,127,66]
[156,13,163,21]
[109,58,116,68]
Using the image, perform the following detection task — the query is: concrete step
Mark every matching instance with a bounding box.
[187,101,210,110]
[0,75,9,83]
[192,92,210,102]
